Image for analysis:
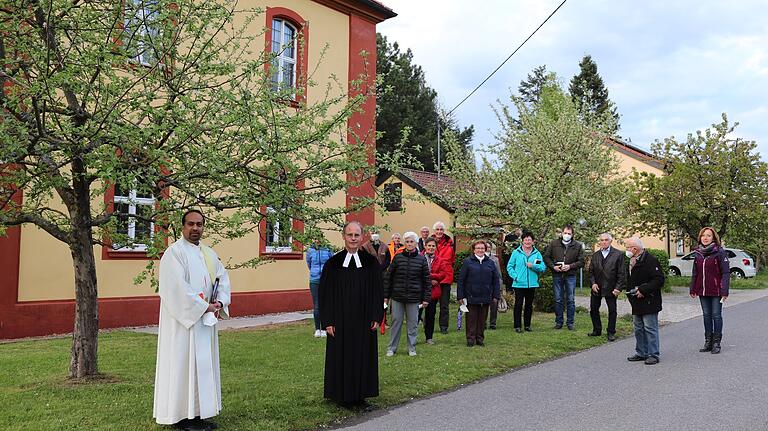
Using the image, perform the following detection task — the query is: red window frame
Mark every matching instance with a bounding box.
[265,7,309,107]
[102,181,170,261]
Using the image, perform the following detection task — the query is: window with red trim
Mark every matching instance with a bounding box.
[259,205,304,260]
[265,7,308,105]
[123,0,163,66]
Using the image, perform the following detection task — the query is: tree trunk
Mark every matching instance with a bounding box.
[69,226,99,378]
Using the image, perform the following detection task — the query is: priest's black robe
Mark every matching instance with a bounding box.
[319,249,384,404]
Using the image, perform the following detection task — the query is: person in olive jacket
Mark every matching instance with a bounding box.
[384,231,430,356]
[543,224,585,330]
[688,227,730,354]
[623,236,665,365]
[588,233,627,342]
[457,239,500,347]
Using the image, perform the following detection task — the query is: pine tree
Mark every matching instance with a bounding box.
[376,34,473,171]
[569,55,620,134]
[518,65,554,106]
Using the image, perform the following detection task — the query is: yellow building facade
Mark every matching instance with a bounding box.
[0,0,395,339]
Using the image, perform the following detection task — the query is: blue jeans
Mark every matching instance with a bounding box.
[309,281,321,330]
[633,313,660,359]
[553,274,576,326]
[699,296,723,335]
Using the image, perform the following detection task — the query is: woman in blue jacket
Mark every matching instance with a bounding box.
[457,239,500,347]
[307,239,334,338]
[506,231,546,333]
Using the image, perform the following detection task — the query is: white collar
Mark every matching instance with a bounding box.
[343,251,362,268]
[475,254,485,262]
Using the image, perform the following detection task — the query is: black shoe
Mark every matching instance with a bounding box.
[587,331,602,337]
[607,334,616,342]
[174,419,192,430]
[515,328,523,333]
[699,334,713,352]
[489,325,496,330]
[711,333,722,354]
[476,341,485,346]
[567,324,575,331]
[644,356,659,365]
[524,327,532,332]
[467,341,474,347]
[190,418,217,431]
[554,324,563,329]
[440,328,448,334]
[627,354,647,362]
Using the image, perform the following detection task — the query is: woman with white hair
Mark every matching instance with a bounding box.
[384,231,430,356]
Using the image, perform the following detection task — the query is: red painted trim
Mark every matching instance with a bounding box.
[311,0,396,23]
[345,13,376,227]
[265,7,309,106]
[0,289,313,339]
[0,189,23,338]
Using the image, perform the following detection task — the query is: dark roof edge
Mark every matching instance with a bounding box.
[607,137,663,170]
[357,0,397,19]
[377,170,454,213]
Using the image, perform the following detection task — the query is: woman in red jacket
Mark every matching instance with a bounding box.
[422,237,450,344]
[689,227,730,354]
[433,221,455,334]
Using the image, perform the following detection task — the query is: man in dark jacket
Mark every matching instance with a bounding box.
[384,231,430,356]
[588,233,626,341]
[543,224,585,330]
[623,236,665,365]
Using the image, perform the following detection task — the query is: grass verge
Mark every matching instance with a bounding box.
[0,311,631,431]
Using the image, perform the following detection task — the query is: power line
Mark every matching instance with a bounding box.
[447,0,568,116]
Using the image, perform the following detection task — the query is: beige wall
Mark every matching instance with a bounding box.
[17,0,352,302]
[376,181,453,241]
[612,148,680,255]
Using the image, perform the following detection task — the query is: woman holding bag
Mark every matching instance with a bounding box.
[422,237,450,345]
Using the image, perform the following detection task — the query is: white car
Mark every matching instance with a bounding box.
[668,248,756,279]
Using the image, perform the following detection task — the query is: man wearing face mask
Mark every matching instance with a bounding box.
[623,236,665,365]
[362,229,390,272]
[543,224,584,330]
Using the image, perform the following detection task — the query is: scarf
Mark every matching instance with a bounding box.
[698,243,716,257]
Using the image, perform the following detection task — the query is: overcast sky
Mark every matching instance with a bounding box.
[377,0,768,158]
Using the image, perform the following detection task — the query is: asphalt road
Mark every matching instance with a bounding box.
[336,296,768,431]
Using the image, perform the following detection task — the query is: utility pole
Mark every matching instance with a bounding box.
[437,111,441,178]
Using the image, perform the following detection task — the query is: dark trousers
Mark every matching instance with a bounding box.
[486,300,498,328]
[589,294,618,335]
[424,299,438,340]
[439,283,451,332]
[513,288,536,329]
[466,304,489,345]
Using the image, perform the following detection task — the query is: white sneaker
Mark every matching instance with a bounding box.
[314,329,322,338]
[386,350,394,357]
[408,350,417,357]
[320,330,327,338]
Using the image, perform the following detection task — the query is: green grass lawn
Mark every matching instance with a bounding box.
[0,311,632,431]
[668,269,768,290]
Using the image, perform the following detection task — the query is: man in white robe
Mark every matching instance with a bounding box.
[153,209,231,430]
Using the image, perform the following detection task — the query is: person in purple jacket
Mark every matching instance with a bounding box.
[689,227,730,354]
